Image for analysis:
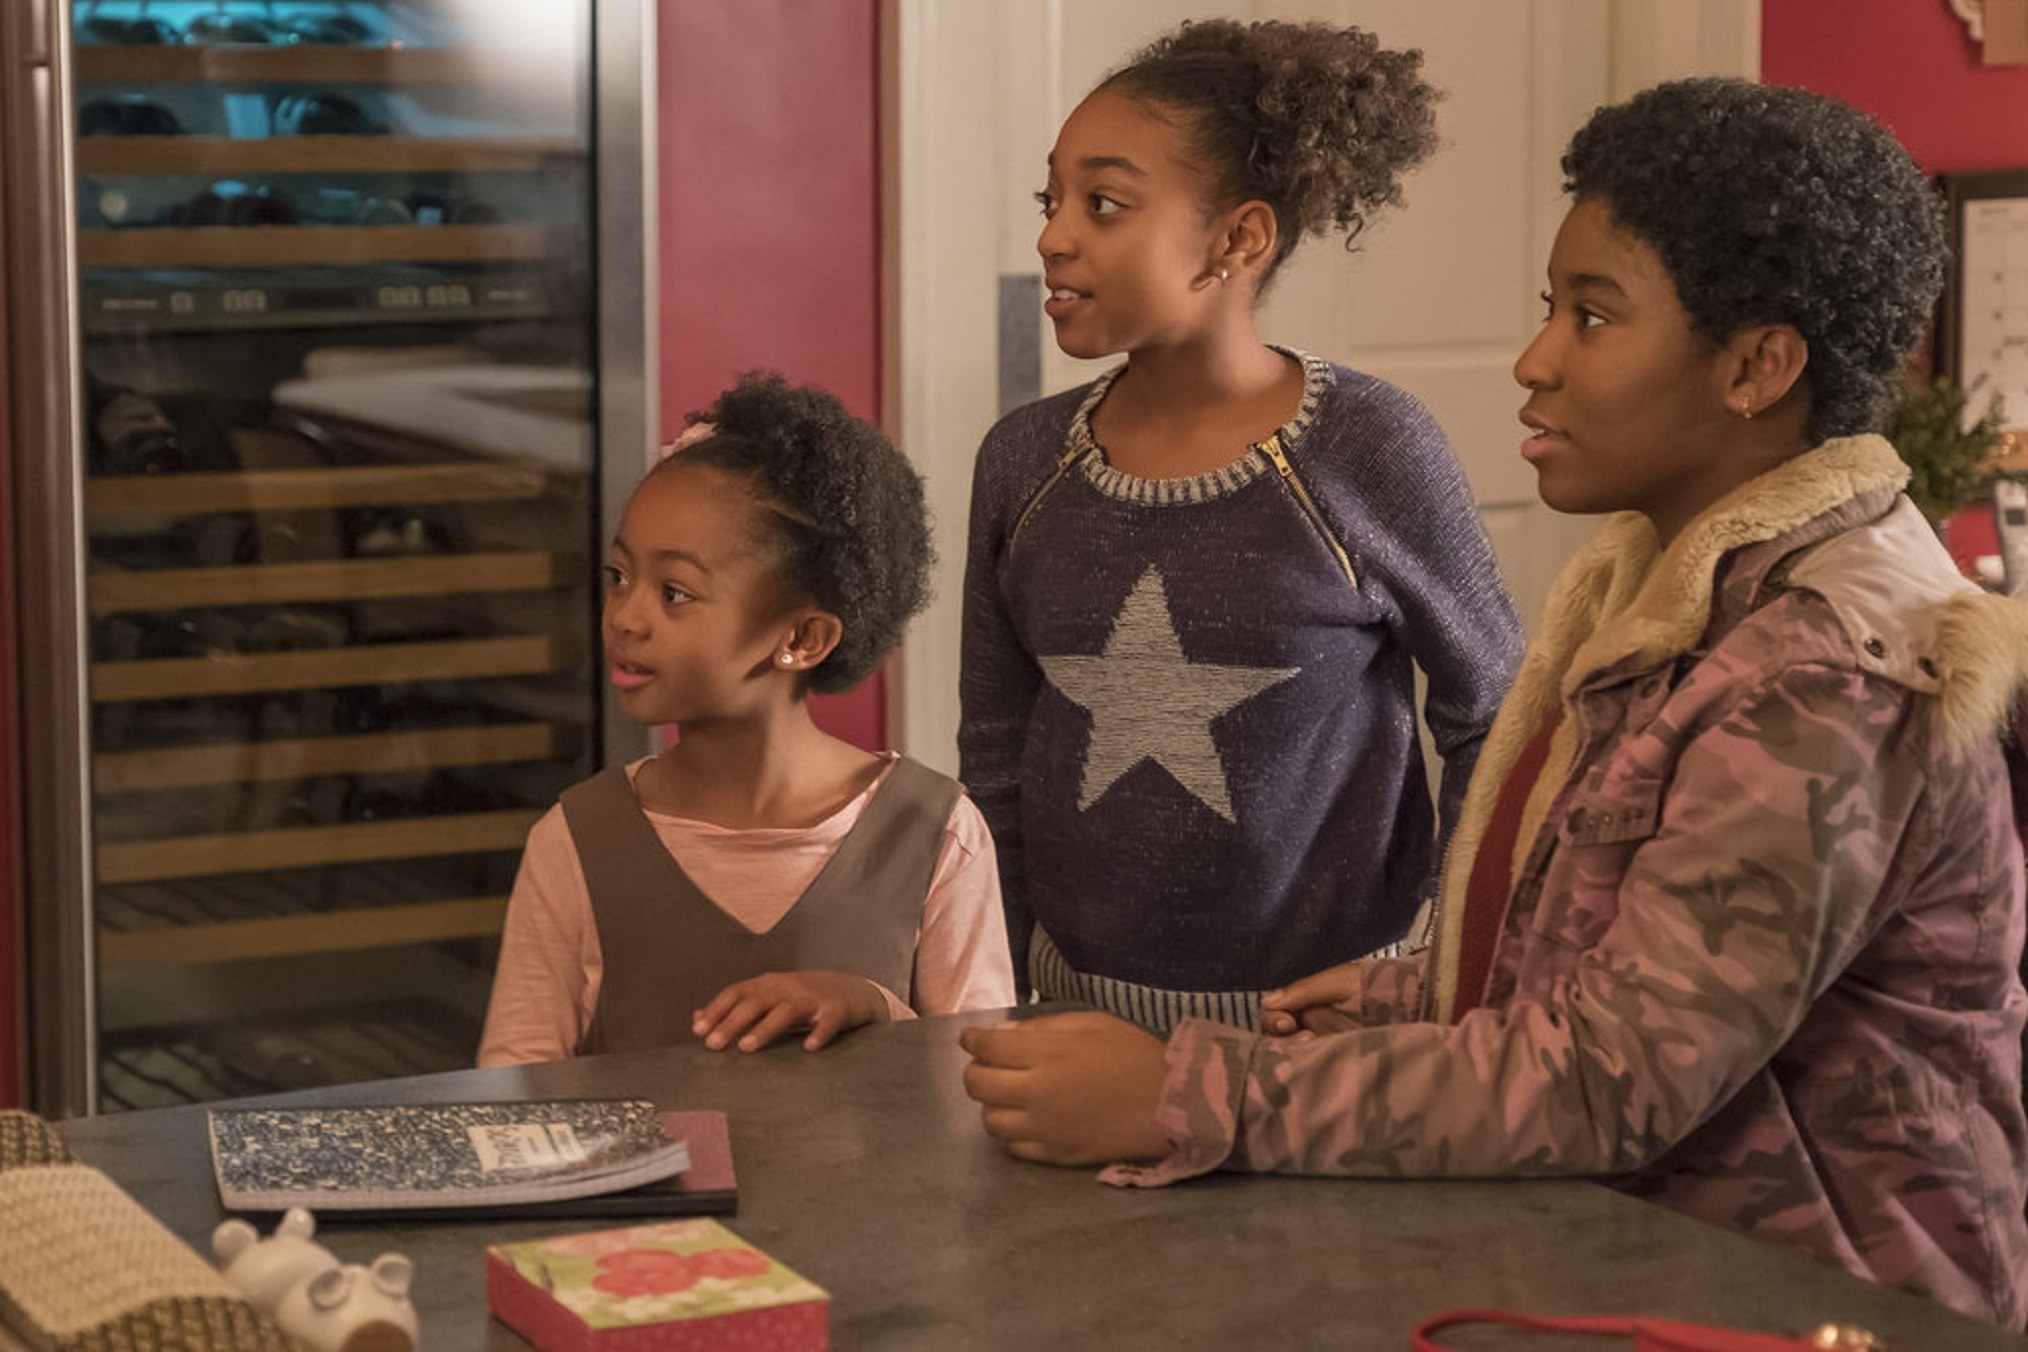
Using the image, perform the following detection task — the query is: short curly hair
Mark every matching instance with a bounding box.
[1101,18,1438,279]
[662,373,931,694]
[1563,78,1945,443]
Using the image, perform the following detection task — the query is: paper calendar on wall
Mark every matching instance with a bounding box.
[1945,170,2028,435]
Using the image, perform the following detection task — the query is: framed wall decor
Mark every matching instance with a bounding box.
[1940,169,2028,432]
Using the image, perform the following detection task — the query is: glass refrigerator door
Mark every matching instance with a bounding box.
[49,0,646,1110]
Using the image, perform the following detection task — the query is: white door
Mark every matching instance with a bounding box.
[889,0,1759,770]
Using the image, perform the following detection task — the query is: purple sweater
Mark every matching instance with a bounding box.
[959,351,1522,1010]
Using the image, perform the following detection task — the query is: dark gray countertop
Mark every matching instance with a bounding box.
[54,1012,2024,1350]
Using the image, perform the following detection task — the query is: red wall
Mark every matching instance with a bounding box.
[1762,0,2028,173]
[1762,1,2028,580]
[655,0,887,749]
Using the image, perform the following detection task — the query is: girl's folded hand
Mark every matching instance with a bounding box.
[1259,961,1369,1037]
[693,970,890,1052]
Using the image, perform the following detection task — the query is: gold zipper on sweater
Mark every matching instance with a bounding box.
[1257,433,1358,588]
[1008,442,1090,551]
[1010,435,1356,590]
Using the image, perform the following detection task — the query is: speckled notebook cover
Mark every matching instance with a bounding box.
[208,1099,693,1213]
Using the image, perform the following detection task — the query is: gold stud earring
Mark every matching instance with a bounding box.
[1219,269,1230,283]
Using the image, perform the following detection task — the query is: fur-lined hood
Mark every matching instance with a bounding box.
[1426,434,2028,1021]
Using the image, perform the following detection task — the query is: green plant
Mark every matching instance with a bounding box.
[1883,376,2007,524]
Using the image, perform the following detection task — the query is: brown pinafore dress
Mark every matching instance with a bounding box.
[562,757,961,1055]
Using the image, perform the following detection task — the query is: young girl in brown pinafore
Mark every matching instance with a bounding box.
[480,375,1013,1064]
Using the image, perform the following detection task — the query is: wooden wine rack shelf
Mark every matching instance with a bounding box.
[86,463,549,521]
[71,32,596,1038]
[78,136,582,176]
[89,550,565,613]
[94,723,558,793]
[90,634,560,702]
[76,46,500,86]
[98,896,511,970]
[79,224,551,269]
[97,809,539,885]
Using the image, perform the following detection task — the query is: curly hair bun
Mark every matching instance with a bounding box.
[1102,18,1439,273]
[1562,78,1946,443]
[672,373,933,694]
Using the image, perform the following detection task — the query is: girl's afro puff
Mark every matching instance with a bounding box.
[1103,18,1439,277]
[670,373,932,694]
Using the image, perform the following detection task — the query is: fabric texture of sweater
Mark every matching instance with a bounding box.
[959,350,1522,1023]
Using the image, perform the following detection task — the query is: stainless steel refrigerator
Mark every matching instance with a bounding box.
[3,0,657,1115]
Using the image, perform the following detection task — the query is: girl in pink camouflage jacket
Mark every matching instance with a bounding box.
[962,78,2028,1326]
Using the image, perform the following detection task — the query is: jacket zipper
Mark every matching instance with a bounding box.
[1257,433,1358,588]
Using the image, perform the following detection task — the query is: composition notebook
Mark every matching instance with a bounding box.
[208,1100,737,1220]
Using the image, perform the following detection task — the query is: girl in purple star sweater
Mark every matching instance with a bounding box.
[959,19,1522,1031]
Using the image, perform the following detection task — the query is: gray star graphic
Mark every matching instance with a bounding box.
[1039,567,1298,822]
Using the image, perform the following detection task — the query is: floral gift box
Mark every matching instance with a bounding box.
[487,1218,828,1351]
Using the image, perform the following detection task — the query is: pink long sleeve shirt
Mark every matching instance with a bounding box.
[478,754,1015,1066]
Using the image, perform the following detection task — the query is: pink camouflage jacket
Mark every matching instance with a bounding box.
[1107,437,2028,1326]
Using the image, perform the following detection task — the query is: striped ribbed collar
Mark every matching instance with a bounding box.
[1066,346,1329,506]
